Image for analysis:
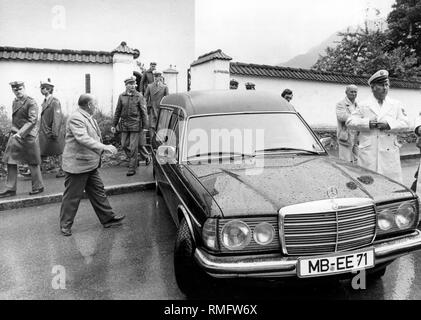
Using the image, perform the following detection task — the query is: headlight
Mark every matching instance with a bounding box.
[253,222,275,245]
[221,220,251,250]
[395,203,416,229]
[377,209,394,231]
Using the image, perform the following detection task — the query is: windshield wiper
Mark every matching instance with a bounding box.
[187,151,255,160]
[254,147,321,155]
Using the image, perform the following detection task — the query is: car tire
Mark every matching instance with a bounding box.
[174,218,209,296]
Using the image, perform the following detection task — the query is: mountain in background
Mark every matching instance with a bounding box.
[280,20,387,69]
[280,32,341,69]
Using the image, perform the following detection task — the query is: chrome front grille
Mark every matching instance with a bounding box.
[281,205,376,256]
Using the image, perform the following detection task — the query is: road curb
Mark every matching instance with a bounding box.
[0,181,155,212]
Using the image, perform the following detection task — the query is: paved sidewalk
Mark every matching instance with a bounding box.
[400,142,420,160]
[0,165,154,211]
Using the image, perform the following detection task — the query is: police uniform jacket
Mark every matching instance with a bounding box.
[144,82,169,118]
[139,69,154,95]
[39,95,65,156]
[346,96,411,182]
[2,95,41,165]
[113,91,148,132]
[62,108,105,174]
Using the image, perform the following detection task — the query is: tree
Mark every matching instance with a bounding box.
[313,15,421,79]
[387,0,421,64]
[0,105,11,154]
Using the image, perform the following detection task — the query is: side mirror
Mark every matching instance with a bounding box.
[157,145,177,164]
[320,137,333,148]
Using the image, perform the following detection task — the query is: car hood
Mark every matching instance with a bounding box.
[186,155,414,217]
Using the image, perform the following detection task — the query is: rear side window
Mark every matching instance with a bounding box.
[156,108,173,142]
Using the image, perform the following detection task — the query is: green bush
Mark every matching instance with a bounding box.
[93,109,119,146]
[0,105,12,155]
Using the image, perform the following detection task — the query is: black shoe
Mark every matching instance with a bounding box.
[29,187,44,195]
[145,156,151,166]
[0,190,16,198]
[126,170,136,176]
[103,215,125,228]
[20,169,31,177]
[60,227,72,236]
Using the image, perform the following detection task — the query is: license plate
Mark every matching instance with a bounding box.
[297,249,375,278]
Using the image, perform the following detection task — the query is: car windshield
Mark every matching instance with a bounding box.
[184,113,325,160]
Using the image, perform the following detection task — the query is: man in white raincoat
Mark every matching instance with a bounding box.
[413,119,421,195]
[346,70,411,183]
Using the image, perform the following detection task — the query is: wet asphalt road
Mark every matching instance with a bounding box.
[0,159,421,300]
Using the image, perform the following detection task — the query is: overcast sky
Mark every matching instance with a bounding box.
[195,0,397,65]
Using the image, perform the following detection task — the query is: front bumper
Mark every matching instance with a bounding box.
[194,229,421,278]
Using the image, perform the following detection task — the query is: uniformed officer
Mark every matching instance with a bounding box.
[245,82,255,90]
[230,79,239,90]
[140,62,157,95]
[111,77,149,176]
[346,70,411,182]
[0,81,44,197]
[412,119,421,194]
[144,71,169,132]
[39,79,65,178]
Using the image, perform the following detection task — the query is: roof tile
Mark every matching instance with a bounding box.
[0,46,113,64]
[229,62,421,89]
[191,49,232,67]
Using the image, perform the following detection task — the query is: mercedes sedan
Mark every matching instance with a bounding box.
[151,90,421,295]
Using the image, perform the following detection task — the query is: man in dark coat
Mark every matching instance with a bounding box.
[139,62,156,95]
[0,81,44,197]
[144,72,169,133]
[39,79,65,178]
[111,77,149,176]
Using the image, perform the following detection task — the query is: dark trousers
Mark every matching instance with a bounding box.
[121,131,139,170]
[148,106,157,140]
[60,169,114,229]
[6,164,43,191]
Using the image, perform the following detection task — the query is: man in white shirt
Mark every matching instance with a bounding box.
[336,85,358,163]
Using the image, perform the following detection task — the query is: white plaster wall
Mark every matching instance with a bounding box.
[191,60,230,91]
[163,72,178,94]
[190,62,215,91]
[233,75,421,129]
[0,0,195,91]
[0,61,113,117]
[213,60,230,90]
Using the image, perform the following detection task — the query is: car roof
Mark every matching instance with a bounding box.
[160,90,296,117]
